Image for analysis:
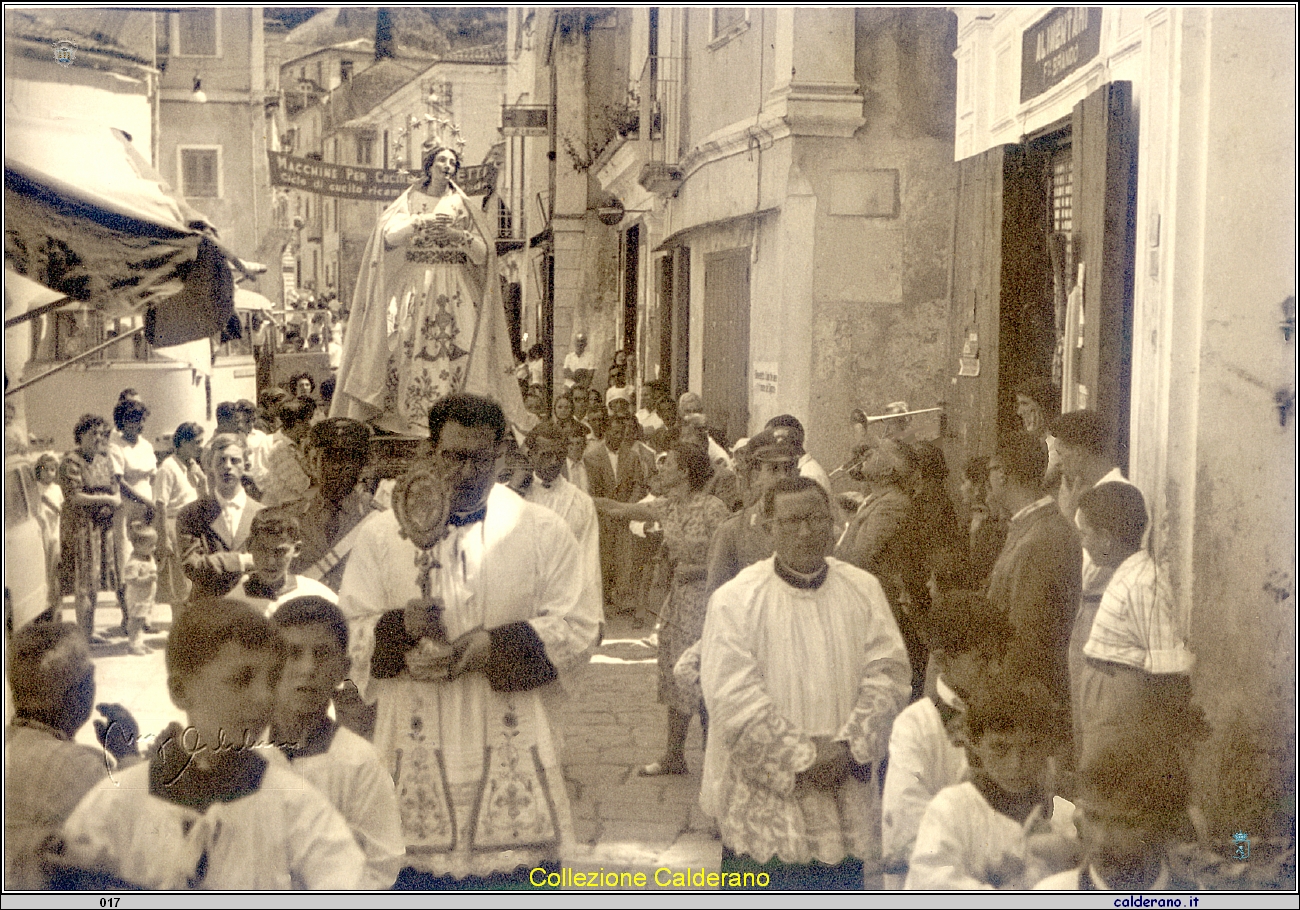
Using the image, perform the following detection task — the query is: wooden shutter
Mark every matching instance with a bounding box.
[671,246,691,400]
[702,248,750,445]
[1073,81,1137,470]
[949,144,1011,459]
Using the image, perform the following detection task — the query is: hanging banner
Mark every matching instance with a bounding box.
[269,152,497,200]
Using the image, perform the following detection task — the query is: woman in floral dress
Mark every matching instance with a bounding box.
[595,441,731,774]
[60,414,121,644]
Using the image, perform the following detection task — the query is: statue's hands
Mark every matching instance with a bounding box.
[420,215,468,247]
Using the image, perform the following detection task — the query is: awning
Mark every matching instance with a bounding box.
[234,288,274,311]
[3,113,238,347]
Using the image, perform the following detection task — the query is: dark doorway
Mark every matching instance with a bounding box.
[622,223,640,355]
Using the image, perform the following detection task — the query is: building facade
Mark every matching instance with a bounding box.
[507,7,959,466]
[950,6,1295,837]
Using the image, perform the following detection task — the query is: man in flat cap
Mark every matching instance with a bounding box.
[705,431,801,595]
[268,417,382,593]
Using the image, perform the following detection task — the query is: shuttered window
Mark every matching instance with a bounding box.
[180,147,220,198]
[176,9,217,57]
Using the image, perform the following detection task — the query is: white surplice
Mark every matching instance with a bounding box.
[525,473,603,627]
[905,782,1077,890]
[881,690,970,878]
[699,556,911,866]
[338,482,601,879]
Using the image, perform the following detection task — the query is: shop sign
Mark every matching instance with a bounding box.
[1020,8,1102,102]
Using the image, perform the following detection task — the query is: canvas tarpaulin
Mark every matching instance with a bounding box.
[3,113,237,347]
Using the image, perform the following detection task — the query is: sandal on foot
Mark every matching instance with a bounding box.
[639,759,687,776]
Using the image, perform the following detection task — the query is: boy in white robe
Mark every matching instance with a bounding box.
[524,422,603,624]
[700,477,910,890]
[1036,739,1196,891]
[882,592,1013,885]
[271,596,404,889]
[59,601,365,890]
[219,512,338,617]
[906,675,1079,890]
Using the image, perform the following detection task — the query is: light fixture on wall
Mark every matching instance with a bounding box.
[191,75,207,104]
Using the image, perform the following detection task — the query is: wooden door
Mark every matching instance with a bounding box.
[702,248,750,445]
[1073,80,1137,470]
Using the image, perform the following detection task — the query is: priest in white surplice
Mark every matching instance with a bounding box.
[700,476,911,890]
[339,394,601,888]
[523,421,603,625]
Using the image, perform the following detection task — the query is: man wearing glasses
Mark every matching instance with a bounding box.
[338,393,601,889]
[700,476,910,890]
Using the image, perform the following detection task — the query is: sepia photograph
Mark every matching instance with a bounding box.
[2,4,1296,900]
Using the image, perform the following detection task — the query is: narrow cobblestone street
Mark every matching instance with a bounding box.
[554,615,720,884]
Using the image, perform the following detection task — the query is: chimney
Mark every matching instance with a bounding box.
[375,8,394,60]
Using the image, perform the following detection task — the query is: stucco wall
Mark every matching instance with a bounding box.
[1180,7,1296,836]
[805,9,957,477]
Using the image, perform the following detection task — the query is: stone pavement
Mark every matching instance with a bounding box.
[553,614,722,883]
[65,596,723,885]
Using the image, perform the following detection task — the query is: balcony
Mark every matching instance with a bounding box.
[636,54,684,196]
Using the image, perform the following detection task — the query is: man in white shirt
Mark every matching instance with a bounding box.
[237,399,274,488]
[562,332,595,390]
[564,422,591,493]
[700,476,910,889]
[175,434,264,603]
[153,422,206,607]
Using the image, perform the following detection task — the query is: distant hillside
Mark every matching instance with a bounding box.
[273,8,506,59]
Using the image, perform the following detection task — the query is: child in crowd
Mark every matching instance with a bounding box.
[270,596,405,889]
[1074,482,1197,766]
[121,522,158,655]
[882,592,1010,885]
[1036,739,1196,891]
[34,452,64,620]
[219,513,337,616]
[58,600,365,889]
[906,675,1078,889]
[6,622,141,889]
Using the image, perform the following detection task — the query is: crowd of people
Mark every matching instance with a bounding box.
[5,346,1216,892]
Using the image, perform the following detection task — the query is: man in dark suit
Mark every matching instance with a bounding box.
[985,432,1082,716]
[176,433,264,606]
[588,414,648,611]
